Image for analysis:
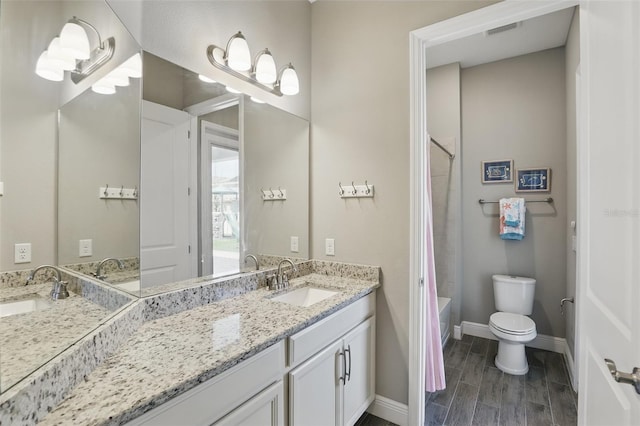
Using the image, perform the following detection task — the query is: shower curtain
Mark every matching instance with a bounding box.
[424,155,446,392]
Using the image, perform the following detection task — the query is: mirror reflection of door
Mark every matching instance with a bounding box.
[200,121,241,277]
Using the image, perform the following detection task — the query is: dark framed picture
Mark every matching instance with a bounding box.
[481,159,513,183]
[516,168,551,192]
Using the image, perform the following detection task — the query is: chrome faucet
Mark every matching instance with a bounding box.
[244,254,260,271]
[94,257,125,280]
[26,265,69,300]
[276,258,298,290]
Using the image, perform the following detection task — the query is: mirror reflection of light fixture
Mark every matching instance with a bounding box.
[91,53,142,95]
[207,31,300,97]
[35,16,115,84]
[198,74,217,84]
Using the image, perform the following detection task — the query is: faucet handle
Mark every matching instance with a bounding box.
[51,281,70,300]
[266,274,278,290]
[282,273,289,288]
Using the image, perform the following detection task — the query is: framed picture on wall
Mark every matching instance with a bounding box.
[515,168,551,192]
[481,159,513,183]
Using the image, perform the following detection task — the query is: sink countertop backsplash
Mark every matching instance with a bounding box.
[0,260,380,425]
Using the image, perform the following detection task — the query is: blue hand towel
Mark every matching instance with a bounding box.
[500,198,525,240]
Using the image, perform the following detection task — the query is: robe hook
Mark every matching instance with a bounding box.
[351,181,357,195]
[338,182,345,196]
[364,180,371,195]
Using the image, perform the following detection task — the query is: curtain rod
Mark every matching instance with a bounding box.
[430,137,455,160]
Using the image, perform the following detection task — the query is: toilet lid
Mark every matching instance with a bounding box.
[490,312,536,335]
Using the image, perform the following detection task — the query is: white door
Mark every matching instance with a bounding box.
[214,381,284,426]
[342,317,376,426]
[141,101,193,287]
[578,2,640,424]
[289,340,343,426]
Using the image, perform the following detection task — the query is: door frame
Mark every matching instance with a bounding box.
[408,1,581,425]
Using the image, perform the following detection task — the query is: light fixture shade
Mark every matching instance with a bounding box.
[35,51,64,81]
[118,53,142,78]
[102,72,130,87]
[59,22,91,60]
[250,96,265,104]
[198,74,217,83]
[47,37,76,71]
[227,32,251,71]
[92,78,116,94]
[255,50,277,85]
[226,86,241,94]
[279,64,299,96]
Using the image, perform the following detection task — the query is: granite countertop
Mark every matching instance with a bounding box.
[40,273,379,426]
[0,284,112,391]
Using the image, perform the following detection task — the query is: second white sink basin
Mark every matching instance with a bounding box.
[270,286,338,307]
[0,294,52,318]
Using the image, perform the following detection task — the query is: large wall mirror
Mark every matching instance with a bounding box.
[138,52,309,295]
[0,0,309,394]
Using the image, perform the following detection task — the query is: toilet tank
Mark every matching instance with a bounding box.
[493,275,536,315]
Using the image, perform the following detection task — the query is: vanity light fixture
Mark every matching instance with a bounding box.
[35,16,115,84]
[207,31,300,97]
[198,74,217,84]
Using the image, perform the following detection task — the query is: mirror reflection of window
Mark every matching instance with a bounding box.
[211,145,240,277]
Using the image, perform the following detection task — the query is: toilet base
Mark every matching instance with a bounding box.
[495,339,529,375]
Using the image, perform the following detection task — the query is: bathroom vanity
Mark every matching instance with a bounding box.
[4,261,379,426]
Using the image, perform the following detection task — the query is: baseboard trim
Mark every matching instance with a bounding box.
[368,394,408,426]
[563,340,578,391]
[460,321,567,354]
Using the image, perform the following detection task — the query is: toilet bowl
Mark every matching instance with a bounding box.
[489,312,536,374]
[489,275,537,375]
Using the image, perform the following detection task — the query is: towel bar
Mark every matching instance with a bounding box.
[478,197,553,204]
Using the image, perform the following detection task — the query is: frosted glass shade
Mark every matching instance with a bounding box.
[279,65,299,96]
[255,50,277,85]
[227,32,251,71]
[119,53,142,78]
[103,72,130,87]
[35,51,64,81]
[92,78,116,94]
[198,74,216,83]
[226,86,241,94]
[59,22,90,60]
[47,38,76,71]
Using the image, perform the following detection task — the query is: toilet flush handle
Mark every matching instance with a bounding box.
[560,297,574,315]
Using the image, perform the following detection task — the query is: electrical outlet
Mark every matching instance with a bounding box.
[14,243,31,264]
[79,239,92,257]
[325,238,335,256]
[290,236,299,253]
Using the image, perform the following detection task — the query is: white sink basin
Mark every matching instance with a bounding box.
[0,295,52,318]
[270,286,338,307]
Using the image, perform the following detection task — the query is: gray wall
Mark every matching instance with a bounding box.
[0,1,61,271]
[461,48,567,338]
[564,9,580,358]
[108,0,312,120]
[311,0,496,406]
[426,63,462,326]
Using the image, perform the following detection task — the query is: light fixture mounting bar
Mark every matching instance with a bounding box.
[206,45,283,97]
[70,37,116,84]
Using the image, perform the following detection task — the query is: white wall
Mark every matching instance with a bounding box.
[108,0,311,120]
[461,48,567,338]
[426,63,462,326]
[564,9,580,358]
[311,0,497,406]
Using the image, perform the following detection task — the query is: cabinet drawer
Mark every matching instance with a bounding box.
[288,293,375,368]
[126,341,285,426]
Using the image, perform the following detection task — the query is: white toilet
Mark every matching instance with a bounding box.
[489,274,537,375]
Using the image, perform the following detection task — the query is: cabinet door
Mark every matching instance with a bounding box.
[289,340,343,426]
[215,381,284,426]
[342,316,375,426]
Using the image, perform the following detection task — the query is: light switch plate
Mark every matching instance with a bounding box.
[14,243,31,264]
[325,238,335,256]
[290,236,299,253]
[79,239,92,257]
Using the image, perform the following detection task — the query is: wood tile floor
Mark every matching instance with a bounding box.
[426,336,578,426]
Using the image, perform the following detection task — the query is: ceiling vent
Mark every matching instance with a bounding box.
[485,22,521,36]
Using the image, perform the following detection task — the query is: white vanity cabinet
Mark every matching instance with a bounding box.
[125,341,285,426]
[288,294,376,426]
